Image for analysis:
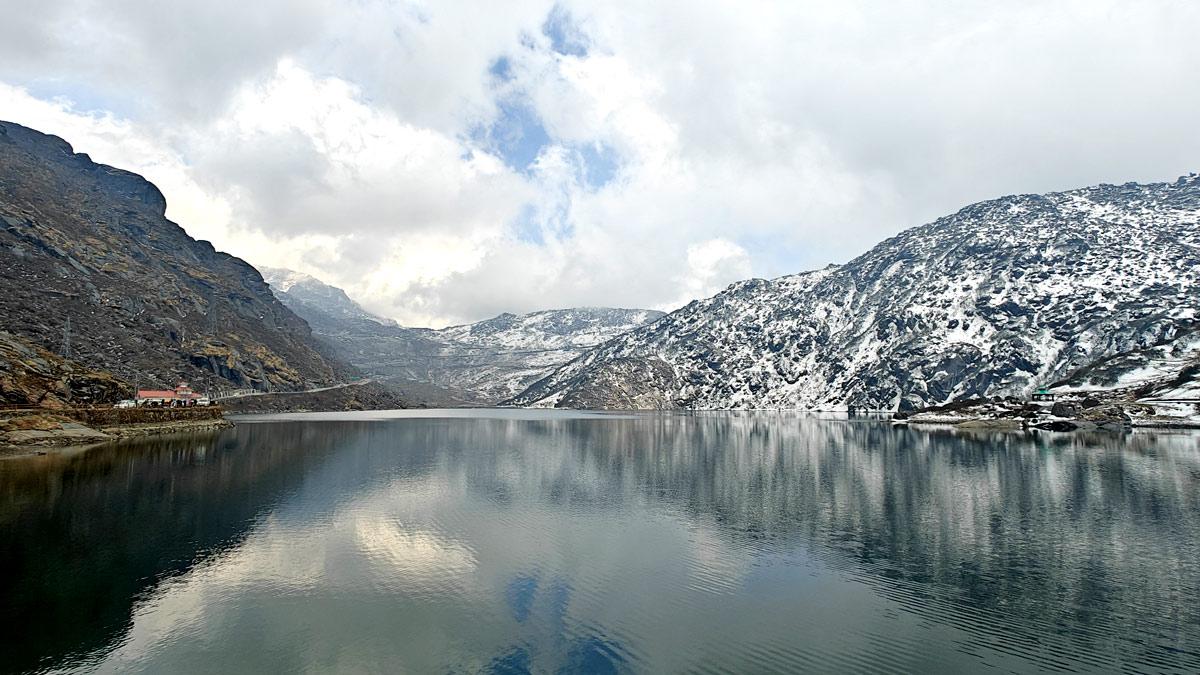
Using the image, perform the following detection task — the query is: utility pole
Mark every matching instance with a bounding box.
[60,317,72,359]
[62,317,73,404]
[208,289,220,339]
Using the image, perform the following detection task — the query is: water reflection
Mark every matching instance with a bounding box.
[0,425,362,674]
[0,412,1197,673]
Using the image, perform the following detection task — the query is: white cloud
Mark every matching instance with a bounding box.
[1,0,1198,326]
[0,81,238,245]
[675,239,753,307]
[199,60,531,237]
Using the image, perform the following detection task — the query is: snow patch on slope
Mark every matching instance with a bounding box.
[511,175,1200,411]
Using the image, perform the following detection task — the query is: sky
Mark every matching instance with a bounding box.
[1,1,1198,327]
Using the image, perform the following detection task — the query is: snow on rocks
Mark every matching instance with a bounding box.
[510,175,1200,412]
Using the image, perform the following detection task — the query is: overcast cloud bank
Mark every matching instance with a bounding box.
[1,0,1197,326]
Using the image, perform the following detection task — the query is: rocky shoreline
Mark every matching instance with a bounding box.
[1,410,234,458]
[99,418,234,439]
[894,394,1200,431]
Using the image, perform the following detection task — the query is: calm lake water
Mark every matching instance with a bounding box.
[2,410,1199,674]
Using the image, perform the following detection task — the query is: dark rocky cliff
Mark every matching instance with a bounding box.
[0,121,350,396]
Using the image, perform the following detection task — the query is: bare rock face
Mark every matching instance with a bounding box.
[219,381,408,413]
[0,331,127,407]
[511,175,1200,410]
[0,121,351,393]
[539,356,682,410]
[1,415,111,447]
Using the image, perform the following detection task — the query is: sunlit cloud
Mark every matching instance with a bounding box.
[2,0,1197,326]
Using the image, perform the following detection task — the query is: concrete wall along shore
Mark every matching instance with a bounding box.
[68,406,226,427]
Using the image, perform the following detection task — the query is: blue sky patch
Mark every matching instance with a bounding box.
[488,56,513,82]
[542,5,589,57]
[476,97,551,173]
[512,204,544,245]
[22,79,136,119]
[576,142,619,189]
[511,194,578,246]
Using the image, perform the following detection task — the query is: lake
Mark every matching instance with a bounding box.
[2,410,1198,674]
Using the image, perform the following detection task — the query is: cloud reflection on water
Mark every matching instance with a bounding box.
[1,412,1197,673]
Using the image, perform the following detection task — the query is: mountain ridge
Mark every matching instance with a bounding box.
[0,120,352,400]
[258,267,664,404]
[509,175,1200,410]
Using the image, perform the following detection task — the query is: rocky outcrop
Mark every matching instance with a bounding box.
[1,406,235,451]
[1076,404,1134,428]
[512,175,1200,410]
[219,381,409,413]
[1051,401,1082,418]
[0,414,111,447]
[0,331,128,407]
[0,121,352,394]
[530,356,682,409]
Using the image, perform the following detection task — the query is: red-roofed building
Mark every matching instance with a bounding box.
[136,389,176,405]
[136,382,210,407]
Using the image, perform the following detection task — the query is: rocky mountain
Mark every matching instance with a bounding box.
[510,175,1200,411]
[0,331,127,407]
[260,267,398,329]
[1054,324,1200,401]
[0,121,350,399]
[257,268,664,404]
[419,307,666,402]
[219,381,408,414]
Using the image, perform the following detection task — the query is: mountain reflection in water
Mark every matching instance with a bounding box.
[1,411,1198,674]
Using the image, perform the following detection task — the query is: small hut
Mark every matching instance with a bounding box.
[1031,387,1056,402]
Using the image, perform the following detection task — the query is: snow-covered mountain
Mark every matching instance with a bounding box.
[1055,325,1200,401]
[509,175,1200,411]
[260,267,398,329]
[415,308,667,403]
[438,309,663,351]
[258,268,664,404]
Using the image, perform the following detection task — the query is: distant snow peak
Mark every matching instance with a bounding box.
[258,269,666,404]
[258,266,313,293]
[259,266,396,328]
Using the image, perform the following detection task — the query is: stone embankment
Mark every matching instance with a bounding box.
[1,406,231,453]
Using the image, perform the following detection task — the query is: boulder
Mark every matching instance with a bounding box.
[1035,419,1079,432]
[1051,401,1082,418]
[957,419,1024,430]
[1077,404,1132,427]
